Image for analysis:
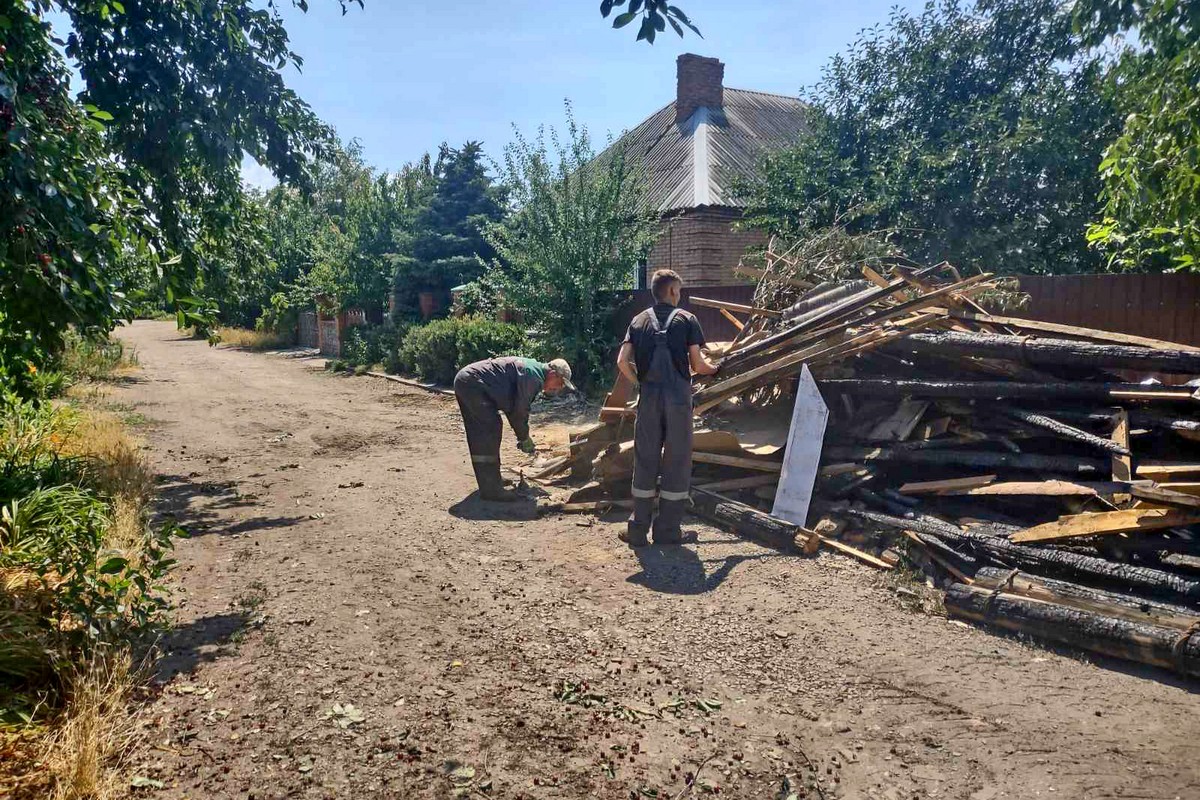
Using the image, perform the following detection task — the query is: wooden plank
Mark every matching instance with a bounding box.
[898,475,998,494]
[868,399,929,442]
[818,535,895,570]
[692,452,783,473]
[1137,462,1200,481]
[912,415,952,440]
[1109,389,1197,401]
[599,406,637,418]
[694,474,779,493]
[819,462,866,477]
[947,309,1200,353]
[365,372,456,396]
[697,315,942,414]
[861,265,909,302]
[529,455,574,481]
[600,371,636,422]
[955,480,1127,497]
[771,365,828,527]
[1010,509,1200,544]
[1129,482,1200,510]
[1111,408,1132,504]
[733,262,814,290]
[904,531,973,583]
[1161,482,1200,496]
[690,296,782,318]
[719,307,745,332]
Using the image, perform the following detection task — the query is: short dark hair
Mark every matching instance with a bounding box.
[650,269,682,302]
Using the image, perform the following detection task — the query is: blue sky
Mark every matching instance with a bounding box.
[241,0,925,186]
[236,0,926,186]
[43,1,923,186]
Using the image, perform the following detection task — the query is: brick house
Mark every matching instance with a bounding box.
[610,54,808,287]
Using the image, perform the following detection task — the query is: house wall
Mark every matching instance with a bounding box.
[645,206,766,287]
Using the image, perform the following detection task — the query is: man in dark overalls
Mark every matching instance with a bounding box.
[615,269,718,545]
[454,356,574,501]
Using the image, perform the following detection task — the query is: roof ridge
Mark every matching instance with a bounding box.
[724,86,804,103]
[724,86,801,102]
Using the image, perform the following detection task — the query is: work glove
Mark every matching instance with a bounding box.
[518,438,536,454]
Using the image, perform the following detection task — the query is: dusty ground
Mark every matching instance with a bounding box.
[113,320,1200,800]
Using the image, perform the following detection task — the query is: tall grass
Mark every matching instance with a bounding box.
[214,325,294,351]
[0,334,176,798]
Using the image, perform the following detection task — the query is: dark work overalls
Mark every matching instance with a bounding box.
[629,307,694,542]
[453,357,543,499]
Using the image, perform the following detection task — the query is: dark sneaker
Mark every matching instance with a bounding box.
[479,488,518,502]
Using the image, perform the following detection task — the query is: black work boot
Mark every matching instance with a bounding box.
[473,461,516,502]
[652,499,697,545]
[619,497,654,547]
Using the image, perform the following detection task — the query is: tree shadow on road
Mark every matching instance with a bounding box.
[154,473,309,538]
[151,611,252,683]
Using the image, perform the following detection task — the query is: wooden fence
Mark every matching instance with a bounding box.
[1019,274,1200,348]
[609,274,1200,347]
[612,285,756,342]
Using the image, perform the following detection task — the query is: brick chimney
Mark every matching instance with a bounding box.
[675,53,724,124]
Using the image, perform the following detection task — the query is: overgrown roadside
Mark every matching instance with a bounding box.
[113,320,1200,799]
[1,336,178,800]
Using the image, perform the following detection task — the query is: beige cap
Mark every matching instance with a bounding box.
[547,358,576,391]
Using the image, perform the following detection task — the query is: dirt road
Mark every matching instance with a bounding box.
[114,320,1199,800]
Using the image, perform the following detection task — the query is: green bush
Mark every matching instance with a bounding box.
[456,317,529,369]
[397,316,528,385]
[341,323,410,370]
[398,318,462,384]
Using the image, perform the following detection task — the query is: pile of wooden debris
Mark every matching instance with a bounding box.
[533,252,1200,679]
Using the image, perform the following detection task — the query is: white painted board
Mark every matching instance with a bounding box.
[771,365,829,527]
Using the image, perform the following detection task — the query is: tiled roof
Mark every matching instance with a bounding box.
[600,88,809,213]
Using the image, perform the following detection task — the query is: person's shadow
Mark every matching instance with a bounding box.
[625,534,759,595]
[448,490,541,521]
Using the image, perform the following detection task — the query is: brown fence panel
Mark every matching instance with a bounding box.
[1019,274,1200,347]
[298,311,319,349]
[610,285,756,343]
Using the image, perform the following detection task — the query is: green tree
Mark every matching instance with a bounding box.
[1077,0,1200,271]
[27,0,348,312]
[392,142,507,318]
[599,0,700,44]
[485,107,658,389]
[1,5,153,401]
[743,0,1119,276]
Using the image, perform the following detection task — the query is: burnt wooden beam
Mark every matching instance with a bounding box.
[995,406,1130,455]
[894,330,1200,374]
[817,379,1197,403]
[822,445,1107,475]
[944,582,1200,679]
[842,507,1200,605]
[689,488,816,553]
[972,566,1200,631]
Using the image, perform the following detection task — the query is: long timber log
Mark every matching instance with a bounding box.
[689,488,816,553]
[723,266,943,367]
[894,330,1200,374]
[842,507,1200,606]
[995,407,1130,455]
[822,446,1107,475]
[972,566,1200,631]
[944,582,1200,679]
[817,379,1197,402]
